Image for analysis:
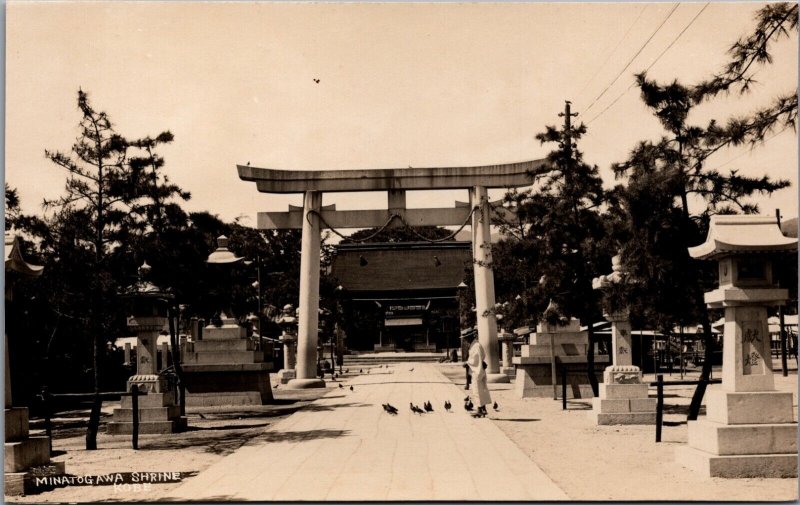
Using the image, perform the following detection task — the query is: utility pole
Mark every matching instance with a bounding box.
[558,100,598,396]
[776,209,788,377]
[558,100,579,164]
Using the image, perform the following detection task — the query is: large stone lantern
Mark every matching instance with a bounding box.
[108,262,185,434]
[276,304,299,384]
[589,254,656,425]
[124,262,173,392]
[676,215,797,478]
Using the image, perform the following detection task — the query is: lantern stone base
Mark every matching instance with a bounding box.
[589,366,656,425]
[107,390,186,435]
[675,389,798,478]
[180,319,274,406]
[5,462,66,496]
[277,368,296,385]
[513,355,608,399]
[512,319,609,398]
[182,363,274,406]
[487,373,510,384]
[4,406,64,496]
[286,378,326,389]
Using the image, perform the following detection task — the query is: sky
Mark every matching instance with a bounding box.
[5,2,798,228]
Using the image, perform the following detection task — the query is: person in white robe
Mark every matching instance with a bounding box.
[466,336,491,417]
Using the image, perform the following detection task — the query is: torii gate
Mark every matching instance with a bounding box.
[238,161,543,388]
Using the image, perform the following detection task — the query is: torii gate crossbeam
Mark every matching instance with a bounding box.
[239,162,543,388]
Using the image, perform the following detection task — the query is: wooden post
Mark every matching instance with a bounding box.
[41,386,52,456]
[550,332,557,400]
[655,374,664,443]
[131,385,139,450]
[560,360,567,410]
[779,305,788,377]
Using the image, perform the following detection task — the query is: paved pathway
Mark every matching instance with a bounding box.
[163,364,567,501]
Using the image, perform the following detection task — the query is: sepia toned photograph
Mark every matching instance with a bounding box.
[3,1,798,501]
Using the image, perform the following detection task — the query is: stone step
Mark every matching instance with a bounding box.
[193,339,254,352]
[687,419,798,456]
[185,350,265,364]
[106,417,187,435]
[599,383,650,399]
[675,445,798,478]
[5,407,30,442]
[706,390,796,424]
[4,461,65,496]
[589,411,656,425]
[342,355,444,365]
[202,326,247,340]
[4,437,50,473]
[592,397,657,414]
[513,355,610,365]
[112,405,180,422]
[185,392,264,407]
[121,391,176,409]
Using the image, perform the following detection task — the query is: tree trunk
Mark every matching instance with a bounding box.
[167,306,186,418]
[85,327,101,450]
[687,310,713,420]
[586,321,599,397]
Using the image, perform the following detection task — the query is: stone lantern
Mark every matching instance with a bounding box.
[108,262,185,434]
[276,304,299,384]
[589,254,656,425]
[4,233,64,495]
[676,215,797,478]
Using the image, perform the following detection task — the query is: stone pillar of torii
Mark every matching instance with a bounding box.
[238,161,545,388]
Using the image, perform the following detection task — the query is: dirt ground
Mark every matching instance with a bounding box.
[6,363,799,502]
[437,361,799,501]
[8,376,335,503]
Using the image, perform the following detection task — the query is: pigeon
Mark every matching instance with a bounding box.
[464,399,474,411]
[313,78,320,83]
[273,384,279,389]
[409,367,414,372]
[409,403,418,414]
[385,403,398,415]
[360,369,363,373]
[464,396,470,402]
[444,400,451,412]
[424,401,433,413]
[493,401,499,411]
[338,384,343,389]
[345,368,349,373]
[349,386,354,392]
[411,403,425,414]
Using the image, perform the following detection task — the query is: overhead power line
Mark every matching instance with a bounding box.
[575,4,649,101]
[585,3,710,125]
[642,3,710,74]
[581,3,680,118]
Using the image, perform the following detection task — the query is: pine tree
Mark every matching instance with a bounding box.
[496,106,610,394]
[43,90,133,449]
[607,4,795,419]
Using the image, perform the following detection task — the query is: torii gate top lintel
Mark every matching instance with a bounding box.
[237,159,544,193]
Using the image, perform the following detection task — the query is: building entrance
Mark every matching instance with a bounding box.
[238,161,545,387]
